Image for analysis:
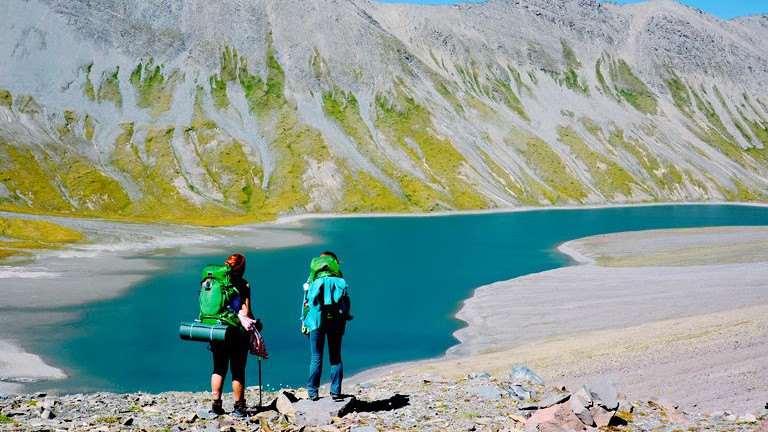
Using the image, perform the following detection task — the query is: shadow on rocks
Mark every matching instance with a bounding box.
[349,394,410,413]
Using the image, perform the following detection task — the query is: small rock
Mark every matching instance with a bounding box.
[349,427,378,432]
[518,402,539,410]
[36,393,47,398]
[42,397,57,410]
[122,417,134,426]
[320,426,341,432]
[738,413,758,423]
[508,413,527,423]
[185,412,199,423]
[467,385,502,400]
[573,386,593,407]
[196,409,218,420]
[276,392,297,417]
[358,381,376,389]
[40,408,56,420]
[468,372,491,379]
[509,364,545,385]
[538,392,570,409]
[504,384,530,401]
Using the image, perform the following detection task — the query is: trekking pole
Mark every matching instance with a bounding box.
[258,356,263,407]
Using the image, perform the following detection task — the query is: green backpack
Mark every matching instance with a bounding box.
[199,264,240,327]
[307,255,342,282]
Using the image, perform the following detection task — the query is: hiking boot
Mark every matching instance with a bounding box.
[309,394,320,401]
[211,399,225,416]
[231,400,248,418]
[331,393,351,402]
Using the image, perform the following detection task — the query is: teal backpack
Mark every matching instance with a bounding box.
[199,264,240,327]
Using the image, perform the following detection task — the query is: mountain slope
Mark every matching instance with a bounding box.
[1,0,767,224]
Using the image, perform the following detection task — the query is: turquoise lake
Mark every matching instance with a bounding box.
[25,205,768,394]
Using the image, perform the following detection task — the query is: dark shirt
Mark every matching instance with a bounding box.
[230,277,250,313]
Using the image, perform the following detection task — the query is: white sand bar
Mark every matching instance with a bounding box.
[363,226,768,413]
[0,212,314,390]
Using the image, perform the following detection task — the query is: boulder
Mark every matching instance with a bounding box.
[588,378,618,411]
[467,385,502,401]
[526,403,588,431]
[537,393,570,409]
[589,405,615,427]
[293,396,355,427]
[570,394,595,427]
[468,372,491,379]
[509,364,545,385]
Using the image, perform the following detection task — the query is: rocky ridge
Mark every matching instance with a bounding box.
[1,365,766,432]
[0,0,767,230]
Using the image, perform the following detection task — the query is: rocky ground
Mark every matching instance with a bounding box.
[2,365,766,432]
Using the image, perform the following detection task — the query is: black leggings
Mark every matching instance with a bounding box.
[211,329,248,383]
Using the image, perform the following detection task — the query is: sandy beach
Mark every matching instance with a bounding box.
[353,226,768,413]
[2,206,767,412]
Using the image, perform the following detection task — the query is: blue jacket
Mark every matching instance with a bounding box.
[302,276,349,332]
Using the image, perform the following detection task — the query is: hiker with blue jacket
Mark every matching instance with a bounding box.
[302,251,352,401]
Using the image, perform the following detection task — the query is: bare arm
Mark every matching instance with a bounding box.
[241,283,252,318]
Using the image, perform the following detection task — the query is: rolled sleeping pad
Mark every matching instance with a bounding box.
[179,321,230,342]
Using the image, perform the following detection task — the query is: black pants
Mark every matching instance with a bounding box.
[211,328,248,383]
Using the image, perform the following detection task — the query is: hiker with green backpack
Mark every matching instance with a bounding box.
[202,253,255,417]
[301,251,352,401]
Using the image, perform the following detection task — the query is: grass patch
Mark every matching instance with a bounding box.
[0,216,85,244]
[0,89,11,108]
[558,126,639,199]
[506,132,588,203]
[97,67,122,107]
[130,58,180,116]
[375,84,488,210]
[0,140,71,211]
[608,58,657,114]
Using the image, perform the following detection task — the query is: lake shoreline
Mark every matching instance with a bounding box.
[1,203,767,397]
[350,225,768,413]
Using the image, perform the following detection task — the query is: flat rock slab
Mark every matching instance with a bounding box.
[293,397,354,426]
[468,385,502,400]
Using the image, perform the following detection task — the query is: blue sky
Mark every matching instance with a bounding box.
[374,0,767,20]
